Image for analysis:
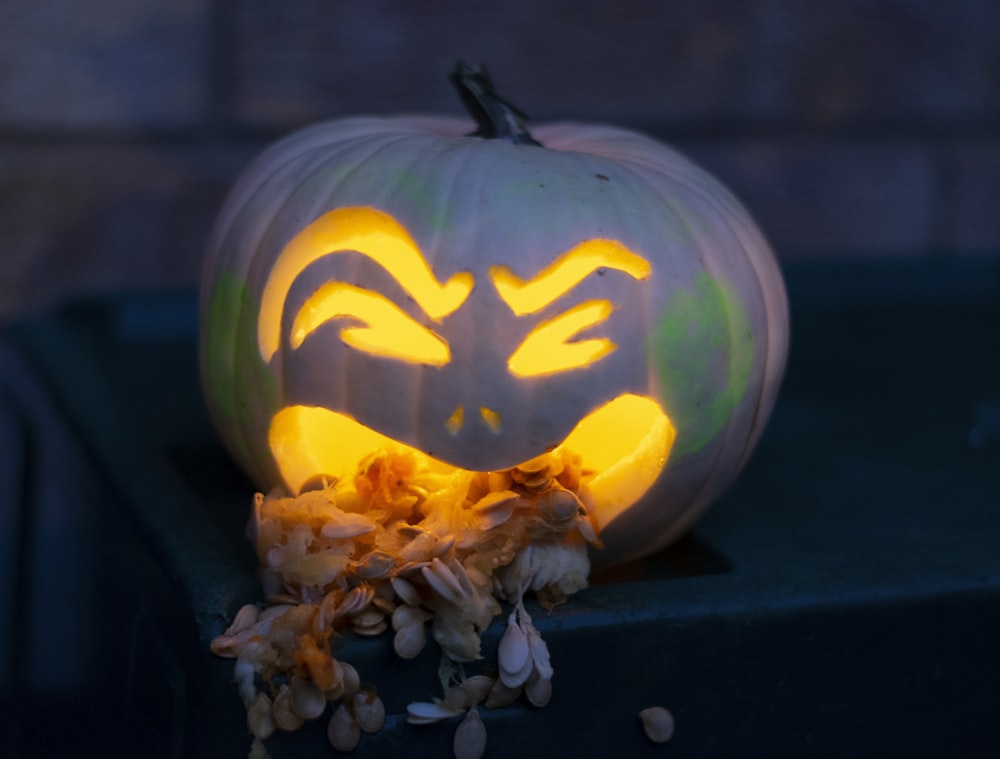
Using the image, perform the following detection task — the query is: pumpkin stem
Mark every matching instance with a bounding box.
[450,61,542,146]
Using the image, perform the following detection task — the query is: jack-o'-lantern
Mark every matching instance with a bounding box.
[204,64,788,755]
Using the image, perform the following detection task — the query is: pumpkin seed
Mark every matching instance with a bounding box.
[223,604,259,636]
[399,530,438,562]
[393,617,428,659]
[575,513,599,544]
[272,684,304,731]
[352,618,388,637]
[327,702,361,751]
[289,675,326,720]
[390,576,424,607]
[321,511,376,539]
[526,626,553,680]
[484,678,522,709]
[520,469,554,490]
[322,659,345,701]
[422,558,466,604]
[209,632,246,658]
[472,489,520,513]
[335,585,374,618]
[431,535,456,558]
[372,595,396,616]
[406,700,461,725]
[515,454,551,473]
[461,675,495,706]
[396,559,432,577]
[639,706,675,743]
[474,504,516,530]
[354,687,386,733]
[352,606,385,628]
[339,661,361,700]
[258,603,295,623]
[392,603,432,631]
[524,673,552,707]
[453,708,487,759]
[536,487,581,525]
[350,550,396,579]
[498,612,532,688]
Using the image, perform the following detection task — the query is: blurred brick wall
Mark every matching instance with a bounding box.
[1,0,998,318]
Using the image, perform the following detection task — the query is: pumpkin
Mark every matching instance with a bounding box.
[200,63,788,568]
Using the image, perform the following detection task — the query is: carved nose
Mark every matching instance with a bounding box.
[445,405,503,435]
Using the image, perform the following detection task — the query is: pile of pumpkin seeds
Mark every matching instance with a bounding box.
[212,447,599,758]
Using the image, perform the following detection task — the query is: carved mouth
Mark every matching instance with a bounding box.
[269,393,674,530]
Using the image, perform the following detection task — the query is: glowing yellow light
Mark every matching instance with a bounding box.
[555,394,674,529]
[258,207,474,362]
[507,300,617,377]
[489,238,651,316]
[270,406,458,495]
[446,405,464,435]
[269,393,673,528]
[479,407,502,433]
[291,282,450,365]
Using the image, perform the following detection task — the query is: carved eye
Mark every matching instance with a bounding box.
[256,206,473,363]
[489,238,651,378]
[291,282,450,365]
[507,300,616,377]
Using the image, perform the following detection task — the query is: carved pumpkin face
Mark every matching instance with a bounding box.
[201,116,788,566]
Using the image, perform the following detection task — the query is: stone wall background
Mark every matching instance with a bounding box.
[1,0,998,318]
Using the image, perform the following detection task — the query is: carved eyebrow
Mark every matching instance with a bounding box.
[489,239,651,316]
[258,206,474,362]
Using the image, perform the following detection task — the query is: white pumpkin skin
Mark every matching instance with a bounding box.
[200,115,789,566]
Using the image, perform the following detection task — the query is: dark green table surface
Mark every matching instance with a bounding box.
[4,259,999,757]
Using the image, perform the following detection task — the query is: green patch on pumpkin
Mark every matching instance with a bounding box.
[381,170,453,235]
[648,272,754,457]
[203,270,279,424]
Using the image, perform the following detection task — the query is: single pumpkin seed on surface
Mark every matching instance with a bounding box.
[327,702,361,752]
[354,688,386,733]
[406,700,462,725]
[453,708,487,759]
[524,673,552,707]
[639,705,675,743]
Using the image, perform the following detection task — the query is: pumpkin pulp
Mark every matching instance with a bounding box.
[269,392,674,532]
